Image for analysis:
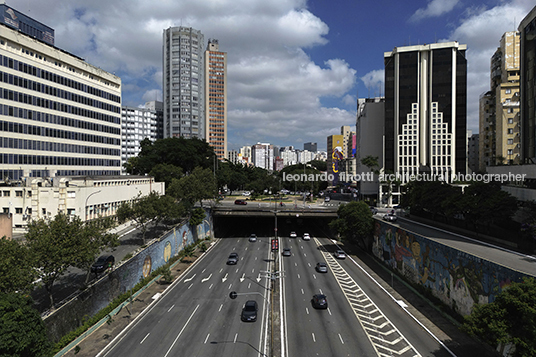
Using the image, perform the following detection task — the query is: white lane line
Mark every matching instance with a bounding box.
[204,334,210,344]
[313,274,317,279]
[312,333,316,342]
[187,284,193,290]
[163,304,199,357]
[219,268,223,273]
[201,268,206,274]
[301,288,304,295]
[338,334,344,344]
[234,333,238,343]
[219,304,223,312]
[184,274,195,283]
[209,283,213,289]
[252,268,255,273]
[297,274,300,279]
[140,333,150,344]
[327,307,332,316]
[305,307,309,315]
[167,305,175,312]
[248,282,251,289]
[201,274,212,282]
[308,262,311,267]
[228,283,232,290]
[236,268,239,273]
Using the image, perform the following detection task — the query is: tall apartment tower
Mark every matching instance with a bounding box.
[0,5,122,181]
[204,39,227,160]
[384,42,467,181]
[162,27,204,140]
[145,100,164,139]
[519,7,536,163]
[252,143,274,170]
[479,91,495,170]
[492,32,520,165]
[121,106,158,174]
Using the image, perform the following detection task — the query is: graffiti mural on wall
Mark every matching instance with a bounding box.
[372,221,526,316]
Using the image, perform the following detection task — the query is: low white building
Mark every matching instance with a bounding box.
[0,175,164,234]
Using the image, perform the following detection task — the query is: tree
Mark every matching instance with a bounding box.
[189,208,206,226]
[149,163,183,189]
[0,239,35,294]
[168,167,217,208]
[462,277,536,356]
[25,212,118,308]
[329,201,373,247]
[361,155,380,174]
[0,293,52,357]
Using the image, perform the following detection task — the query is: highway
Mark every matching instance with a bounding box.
[98,233,457,357]
[99,237,272,357]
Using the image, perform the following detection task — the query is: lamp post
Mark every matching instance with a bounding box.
[85,190,101,221]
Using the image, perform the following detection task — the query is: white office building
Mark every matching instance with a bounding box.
[121,106,158,174]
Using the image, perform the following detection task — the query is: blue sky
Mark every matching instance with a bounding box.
[15,0,536,151]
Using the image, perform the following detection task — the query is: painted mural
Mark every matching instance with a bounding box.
[372,221,527,316]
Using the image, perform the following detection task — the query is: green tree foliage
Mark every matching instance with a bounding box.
[149,163,183,188]
[329,201,373,246]
[0,239,35,294]
[361,155,380,174]
[189,208,206,226]
[124,137,215,175]
[279,163,326,192]
[168,167,217,208]
[25,212,118,308]
[462,277,536,356]
[0,293,52,357]
[215,161,248,193]
[308,160,327,172]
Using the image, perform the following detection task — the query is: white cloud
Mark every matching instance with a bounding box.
[410,0,460,22]
[360,70,385,97]
[20,0,356,150]
[442,0,534,132]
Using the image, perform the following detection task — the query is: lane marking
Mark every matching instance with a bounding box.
[140,333,150,344]
[167,305,175,312]
[204,334,210,344]
[201,274,212,283]
[163,304,199,357]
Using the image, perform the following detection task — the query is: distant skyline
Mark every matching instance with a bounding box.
[14,0,535,151]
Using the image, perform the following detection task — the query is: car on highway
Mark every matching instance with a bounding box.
[370,206,378,215]
[282,248,292,257]
[383,213,397,222]
[315,262,328,273]
[290,231,297,238]
[249,234,257,242]
[334,250,346,259]
[227,253,239,265]
[243,191,251,196]
[234,199,247,205]
[303,233,311,241]
[241,300,258,322]
[91,255,115,274]
[311,294,328,309]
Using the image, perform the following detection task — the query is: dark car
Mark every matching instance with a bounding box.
[234,199,247,205]
[91,255,115,274]
[312,294,328,309]
[282,248,291,257]
[315,262,328,273]
[241,300,258,322]
[227,252,239,265]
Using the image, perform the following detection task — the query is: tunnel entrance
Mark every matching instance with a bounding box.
[213,214,336,239]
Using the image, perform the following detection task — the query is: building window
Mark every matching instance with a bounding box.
[2,191,9,197]
[15,208,22,214]
[42,208,46,215]
[508,118,514,124]
[505,88,511,94]
[508,129,513,134]
[508,139,513,145]
[2,208,8,214]
[15,191,23,197]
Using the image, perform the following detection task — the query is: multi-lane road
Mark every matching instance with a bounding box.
[98,234,456,357]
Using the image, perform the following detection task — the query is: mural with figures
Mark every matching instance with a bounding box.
[372,221,527,316]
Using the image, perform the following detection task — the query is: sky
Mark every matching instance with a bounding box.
[14,0,536,151]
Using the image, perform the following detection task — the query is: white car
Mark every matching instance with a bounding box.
[243,191,251,196]
[335,250,346,259]
[383,213,397,222]
[290,231,297,238]
[303,233,311,241]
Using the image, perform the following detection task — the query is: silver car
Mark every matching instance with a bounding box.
[335,250,346,259]
[315,262,328,273]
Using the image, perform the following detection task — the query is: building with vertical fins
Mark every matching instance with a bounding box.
[204,39,227,160]
[121,105,158,174]
[384,42,467,182]
[162,26,204,139]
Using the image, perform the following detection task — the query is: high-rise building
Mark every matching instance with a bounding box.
[162,26,204,140]
[0,7,122,181]
[121,106,158,174]
[327,135,344,185]
[468,132,479,173]
[304,142,317,152]
[384,42,467,181]
[479,91,495,171]
[145,100,164,139]
[252,143,274,170]
[519,7,536,163]
[204,39,227,160]
[490,32,520,166]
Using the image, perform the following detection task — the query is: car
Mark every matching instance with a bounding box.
[311,294,328,309]
[282,248,291,257]
[324,196,331,202]
[234,199,247,205]
[303,233,311,241]
[290,231,297,238]
[334,250,346,259]
[370,206,378,215]
[383,213,397,222]
[227,253,239,265]
[243,191,251,196]
[315,262,328,273]
[241,300,258,322]
[91,255,115,274]
[249,234,257,242]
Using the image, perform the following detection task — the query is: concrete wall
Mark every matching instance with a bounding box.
[371,220,527,316]
[44,209,213,342]
[0,213,12,239]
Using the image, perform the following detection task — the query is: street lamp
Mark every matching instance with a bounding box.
[85,190,101,221]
